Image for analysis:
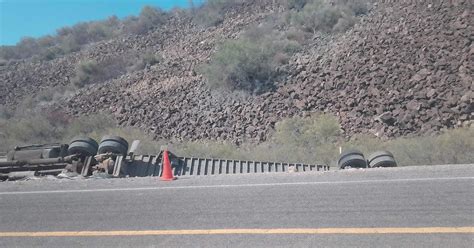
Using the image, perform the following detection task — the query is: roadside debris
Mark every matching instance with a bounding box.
[0,136,329,182]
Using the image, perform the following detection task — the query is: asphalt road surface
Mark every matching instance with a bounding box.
[0,164,473,247]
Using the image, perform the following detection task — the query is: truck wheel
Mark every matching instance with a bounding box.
[367,151,397,168]
[338,149,368,169]
[98,136,129,155]
[68,137,99,156]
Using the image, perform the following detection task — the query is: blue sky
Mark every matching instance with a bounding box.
[0,0,204,45]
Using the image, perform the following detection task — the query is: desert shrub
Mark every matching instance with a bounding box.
[38,46,62,60]
[179,122,472,167]
[202,26,300,93]
[0,110,115,151]
[288,0,370,34]
[17,37,41,59]
[345,127,474,166]
[87,22,113,41]
[61,114,116,141]
[157,114,343,165]
[139,6,167,28]
[0,46,16,61]
[123,6,167,35]
[0,106,14,120]
[338,0,370,16]
[202,39,274,92]
[191,0,244,27]
[100,57,130,79]
[128,51,161,72]
[1,114,58,149]
[123,17,147,35]
[286,0,308,10]
[35,88,57,103]
[1,107,471,168]
[268,114,342,164]
[285,28,309,44]
[71,60,102,87]
[0,107,162,154]
[0,37,43,60]
[96,127,165,154]
[171,115,342,164]
[72,55,135,88]
[173,140,244,159]
[172,117,473,167]
[37,35,57,60]
[141,52,161,66]
[0,6,166,61]
[58,34,81,53]
[274,114,341,145]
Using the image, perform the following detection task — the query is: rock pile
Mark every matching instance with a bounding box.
[1,0,472,144]
[281,0,473,138]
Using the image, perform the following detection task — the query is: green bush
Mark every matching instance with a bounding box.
[0,6,166,61]
[274,114,341,145]
[288,0,370,34]
[269,114,342,164]
[0,106,14,120]
[202,26,300,93]
[58,34,81,54]
[286,0,308,10]
[173,140,244,159]
[191,0,243,27]
[0,46,16,61]
[123,7,167,35]
[0,110,115,151]
[71,55,137,88]
[139,6,167,28]
[1,107,471,168]
[171,114,343,165]
[0,114,59,151]
[128,51,161,72]
[173,116,473,167]
[71,60,102,88]
[0,107,161,154]
[345,127,474,166]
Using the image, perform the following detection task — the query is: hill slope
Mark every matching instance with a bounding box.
[1,0,472,144]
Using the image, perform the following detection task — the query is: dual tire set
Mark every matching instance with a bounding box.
[338,150,397,169]
[68,136,396,169]
[67,136,129,157]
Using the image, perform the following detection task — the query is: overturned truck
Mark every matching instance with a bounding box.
[0,136,330,181]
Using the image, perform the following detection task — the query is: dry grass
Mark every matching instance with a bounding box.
[1,110,472,167]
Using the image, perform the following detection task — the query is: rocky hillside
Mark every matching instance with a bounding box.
[1,0,472,144]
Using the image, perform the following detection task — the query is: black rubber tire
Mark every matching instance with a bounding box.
[68,137,99,156]
[338,149,367,169]
[98,136,129,155]
[367,151,397,168]
[339,149,364,159]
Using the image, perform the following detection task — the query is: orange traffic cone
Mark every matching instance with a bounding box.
[160,150,176,181]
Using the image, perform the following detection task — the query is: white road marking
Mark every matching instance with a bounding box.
[0,176,472,195]
[1,227,473,237]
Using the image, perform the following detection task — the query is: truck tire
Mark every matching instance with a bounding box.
[98,136,129,155]
[68,137,99,156]
[338,149,368,169]
[367,151,397,168]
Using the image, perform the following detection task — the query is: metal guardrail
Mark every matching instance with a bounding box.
[121,153,329,177]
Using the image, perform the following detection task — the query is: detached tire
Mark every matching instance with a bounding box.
[98,136,129,155]
[68,137,99,156]
[338,149,368,169]
[367,151,397,168]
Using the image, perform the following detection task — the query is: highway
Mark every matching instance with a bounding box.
[0,164,473,247]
